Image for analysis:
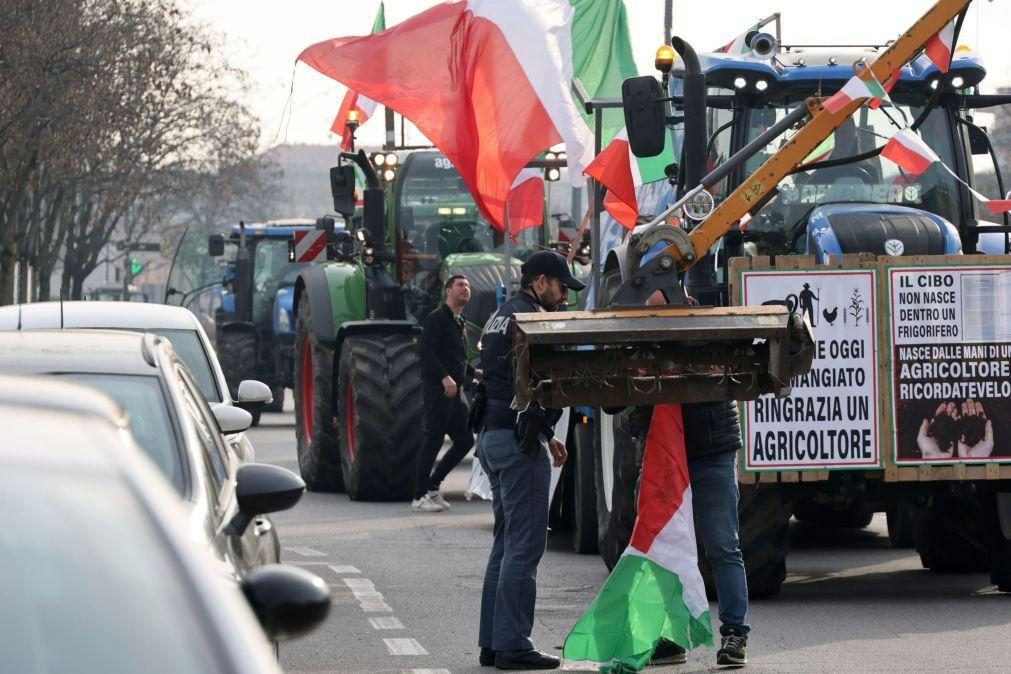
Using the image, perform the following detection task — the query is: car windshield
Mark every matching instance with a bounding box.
[709,98,961,256]
[148,328,220,402]
[0,469,223,673]
[59,374,184,493]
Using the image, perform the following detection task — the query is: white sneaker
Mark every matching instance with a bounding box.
[411,494,446,512]
[427,490,451,510]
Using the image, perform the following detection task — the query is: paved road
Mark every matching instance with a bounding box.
[253,408,1011,673]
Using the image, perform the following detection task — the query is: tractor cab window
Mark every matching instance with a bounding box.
[395,153,542,321]
[742,99,961,255]
[252,238,308,326]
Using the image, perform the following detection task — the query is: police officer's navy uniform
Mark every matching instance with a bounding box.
[476,290,550,655]
[475,252,584,668]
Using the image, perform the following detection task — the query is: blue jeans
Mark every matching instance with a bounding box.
[476,429,550,652]
[689,451,750,636]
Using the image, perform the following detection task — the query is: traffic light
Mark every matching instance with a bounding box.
[130,258,143,277]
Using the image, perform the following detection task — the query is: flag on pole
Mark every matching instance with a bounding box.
[584,129,673,229]
[507,169,545,234]
[330,3,385,151]
[869,69,902,110]
[925,20,956,73]
[880,129,940,175]
[881,129,1011,214]
[563,404,712,672]
[823,74,890,114]
[299,1,596,232]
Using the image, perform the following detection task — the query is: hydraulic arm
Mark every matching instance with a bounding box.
[513,0,974,409]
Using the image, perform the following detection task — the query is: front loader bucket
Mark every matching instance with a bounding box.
[513,305,814,409]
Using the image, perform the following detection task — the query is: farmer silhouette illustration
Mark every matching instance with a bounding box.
[799,283,819,326]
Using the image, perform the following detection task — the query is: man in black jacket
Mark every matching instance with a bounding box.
[413,274,478,513]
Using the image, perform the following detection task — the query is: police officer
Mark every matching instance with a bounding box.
[475,251,584,670]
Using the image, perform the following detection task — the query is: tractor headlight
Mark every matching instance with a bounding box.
[755,79,769,92]
[734,76,748,90]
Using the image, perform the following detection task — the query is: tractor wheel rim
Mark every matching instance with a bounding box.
[300,336,314,440]
[345,381,357,462]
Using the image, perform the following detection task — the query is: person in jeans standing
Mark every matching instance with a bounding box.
[413,274,478,513]
[475,251,582,670]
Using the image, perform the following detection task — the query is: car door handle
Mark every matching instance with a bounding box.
[253,518,272,537]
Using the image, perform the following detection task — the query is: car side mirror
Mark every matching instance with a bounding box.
[237,380,273,406]
[227,463,305,536]
[208,234,225,257]
[240,564,331,641]
[212,404,253,434]
[622,75,667,157]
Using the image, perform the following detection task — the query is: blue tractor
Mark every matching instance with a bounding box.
[577,26,1011,597]
[167,219,342,423]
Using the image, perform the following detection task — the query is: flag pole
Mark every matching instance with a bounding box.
[664,0,673,46]
[503,201,513,300]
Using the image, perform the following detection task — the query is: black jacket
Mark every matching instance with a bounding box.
[478,291,541,403]
[629,401,743,458]
[419,303,473,388]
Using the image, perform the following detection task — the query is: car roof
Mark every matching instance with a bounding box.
[0,329,166,376]
[0,301,201,331]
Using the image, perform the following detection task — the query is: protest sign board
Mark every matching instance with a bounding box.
[740,269,880,470]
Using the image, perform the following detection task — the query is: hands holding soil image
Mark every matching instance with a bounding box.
[917,398,994,459]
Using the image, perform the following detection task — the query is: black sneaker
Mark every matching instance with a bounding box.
[716,630,747,667]
[479,647,496,666]
[649,638,687,665]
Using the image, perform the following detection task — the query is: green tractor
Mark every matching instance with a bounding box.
[293,149,574,500]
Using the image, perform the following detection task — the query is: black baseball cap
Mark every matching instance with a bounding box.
[520,251,586,291]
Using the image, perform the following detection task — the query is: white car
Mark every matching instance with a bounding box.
[0,374,328,673]
[0,301,267,461]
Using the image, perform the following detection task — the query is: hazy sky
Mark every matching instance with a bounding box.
[188,0,1011,149]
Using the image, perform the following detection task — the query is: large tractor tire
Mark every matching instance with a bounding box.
[293,293,344,491]
[337,334,423,501]
[699,483,792,599]
[217,330,260,426]
[265,386,285,413]
[570,415,599,555]
[595,409,642,570]
[913,490,989,572]
[887,501,916,548]
[217,330,257,397]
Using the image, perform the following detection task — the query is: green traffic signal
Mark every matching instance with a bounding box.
[130,258,142,277]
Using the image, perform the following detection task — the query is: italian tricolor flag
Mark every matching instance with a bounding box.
[330,2,386,151]
[584,129,674,229]
[823,74,890,114]
[563,405,712,672]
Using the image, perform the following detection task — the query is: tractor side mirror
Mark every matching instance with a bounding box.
[330,164,357,218]
[208,234,225,257]
[968,124,990,155]
[622,76,667,158]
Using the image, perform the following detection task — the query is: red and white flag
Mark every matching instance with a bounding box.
[880,129,940,176]
[583,128,672,230]
[925,20,956,73]
[823,74,890,115]
[506,169,545,235]
[330,3,386,151]
[299,1,594,232]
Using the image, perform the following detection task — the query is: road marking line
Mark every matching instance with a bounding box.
[328,564,361,575]
[284,546,325,557]
[384,638,428,656]
[361,601,394,612]
[343,578,375,589]
[403,670,450,674]
[369,616,405,630]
